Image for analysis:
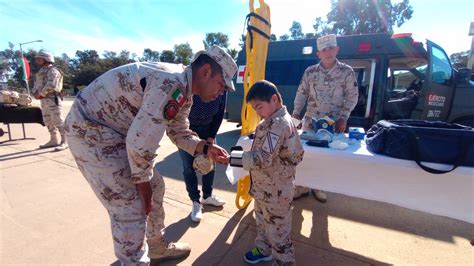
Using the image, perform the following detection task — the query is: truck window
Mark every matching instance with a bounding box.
[340,59,376,118]
[383,57,428,119]
[431,46,452,85]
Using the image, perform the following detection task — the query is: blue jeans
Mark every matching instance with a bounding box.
[178,124,215,202]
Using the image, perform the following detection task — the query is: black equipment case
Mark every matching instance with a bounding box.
[366,120,474,174]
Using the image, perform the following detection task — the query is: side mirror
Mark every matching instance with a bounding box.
[456,68,472,83]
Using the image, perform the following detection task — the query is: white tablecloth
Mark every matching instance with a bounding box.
[227,136,474,223]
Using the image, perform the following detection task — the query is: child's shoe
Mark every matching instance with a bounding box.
[244,247,273,264]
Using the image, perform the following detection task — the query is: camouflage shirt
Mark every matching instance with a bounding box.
[242,106,304,201]
[293,59,358,123]
[33,64,63,97]
[73,62,201,183]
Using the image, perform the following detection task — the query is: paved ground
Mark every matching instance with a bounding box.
[1,98,473,265]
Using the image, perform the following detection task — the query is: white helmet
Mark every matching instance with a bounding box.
[35,50,55,63]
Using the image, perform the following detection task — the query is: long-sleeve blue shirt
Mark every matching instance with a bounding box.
[188,91,226,139]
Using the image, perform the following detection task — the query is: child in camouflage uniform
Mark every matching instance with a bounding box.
[230,80,304,266]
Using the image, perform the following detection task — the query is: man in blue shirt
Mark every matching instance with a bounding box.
[179,91,227,222]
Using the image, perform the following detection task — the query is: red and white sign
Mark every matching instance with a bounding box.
[236,65,246,84]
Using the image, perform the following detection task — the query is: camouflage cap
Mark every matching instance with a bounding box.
[317,34,337,51]
[192,45,238,92]
[35,50,55,63]
[192,154,214,175]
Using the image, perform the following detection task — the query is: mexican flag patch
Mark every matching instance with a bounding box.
[172,89,185,106]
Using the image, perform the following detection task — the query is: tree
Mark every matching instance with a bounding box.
[305,33,316,39]
[141,48,160,62]
[74,50,100,66]
[227,48,239,60]
[312,17,333,38]
[54,53,73,91]
[239,34,246,48]
[203,32,229,50]
[270,34,277,41]
[0,44,15,81]
[70,50,103,87]
[174,43,193,65]
[289,21,304,40]
[450,50,469,69]
[0,45,25,91]
[320,0,413,35]
[279,34,290,41]
[103,51,117,59]
[160,50,175,63]
[102,50,135,70]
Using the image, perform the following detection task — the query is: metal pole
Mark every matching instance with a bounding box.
[18,40,42,95]
[19,43,31,95]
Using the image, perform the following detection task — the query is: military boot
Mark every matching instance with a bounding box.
[39,134,60,149]
[293,186,310,200]
[148,238,191,262]
[54,133,69,151]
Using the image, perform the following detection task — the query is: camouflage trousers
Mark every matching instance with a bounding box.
[254,188,295,264]
[65,103,165,265]
[40,96,65,135]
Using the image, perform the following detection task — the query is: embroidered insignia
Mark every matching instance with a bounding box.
[163,100,179,120]
[172,89,185,106]
[262,132,280,154]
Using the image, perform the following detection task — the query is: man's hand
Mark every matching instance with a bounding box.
[335,118,347,133]
[221,156,230,164]
[208,144,229,164]
[33,91,43,100]
[136,182,152,215]
[291,114,302,129]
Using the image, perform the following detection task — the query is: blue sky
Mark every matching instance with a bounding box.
[1,0,472,58]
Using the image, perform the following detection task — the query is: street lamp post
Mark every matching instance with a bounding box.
[19,39,43,95]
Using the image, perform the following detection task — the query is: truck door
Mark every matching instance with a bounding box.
[419,40,455,121]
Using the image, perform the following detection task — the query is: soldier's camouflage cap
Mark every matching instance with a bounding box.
[317,34,337,51]
[192,154,214,175]
[35,50,55,63]
[192,45,238,92]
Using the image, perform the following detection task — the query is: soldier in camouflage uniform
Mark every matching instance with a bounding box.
[292,34,359,203]
[32,50,68,151]
[230,81,304,266]
[65,46,237,265]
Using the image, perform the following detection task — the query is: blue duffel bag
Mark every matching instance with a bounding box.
[366,119,474,174]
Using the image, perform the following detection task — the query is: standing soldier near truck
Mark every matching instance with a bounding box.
[292,34,359,203]
[32,50,68,151]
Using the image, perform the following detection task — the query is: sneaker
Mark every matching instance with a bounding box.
[244,247,273,264]
[148,240,191,262]
[191,201,202,222]
[201,195,226,207]
[293,186,310,200]
[312,189,327,203]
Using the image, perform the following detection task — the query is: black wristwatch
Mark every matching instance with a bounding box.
[203,143,209,155]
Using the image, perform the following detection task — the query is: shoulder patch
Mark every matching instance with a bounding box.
[163,100,180,120]
[262,132,280,154]
[172,89,186,106]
